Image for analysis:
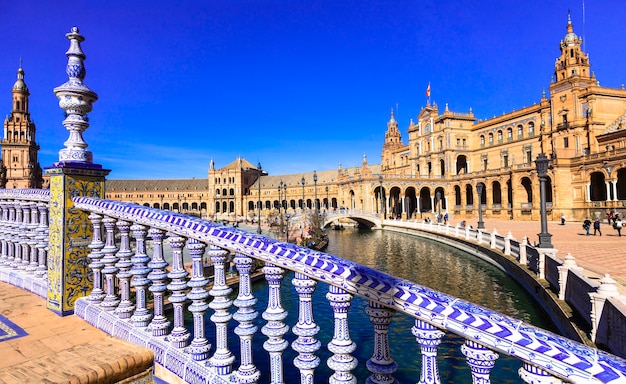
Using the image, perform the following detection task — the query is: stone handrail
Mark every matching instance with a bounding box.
[69,197,626,383]
[379,218,626,359]
[0,189,50,297]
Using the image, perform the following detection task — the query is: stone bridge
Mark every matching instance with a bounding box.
[322,210,382,229]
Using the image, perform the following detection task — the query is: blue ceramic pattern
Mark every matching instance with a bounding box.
[70,196,626,383]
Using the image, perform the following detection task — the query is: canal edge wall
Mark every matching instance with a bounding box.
[381,224,591,346]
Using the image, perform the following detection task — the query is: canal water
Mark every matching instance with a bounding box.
[178,226,556,383]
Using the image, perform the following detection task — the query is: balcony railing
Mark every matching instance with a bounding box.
[54,197,626,383]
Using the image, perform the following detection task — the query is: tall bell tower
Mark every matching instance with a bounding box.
[1,61,43,188]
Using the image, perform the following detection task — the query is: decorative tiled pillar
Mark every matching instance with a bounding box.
[413,319,444,384]
[461,340,499,384]
[45,27,110,316]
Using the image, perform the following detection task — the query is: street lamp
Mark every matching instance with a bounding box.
[379,175,385,219]
[325,185,329,211]
[313,171,318,213]
[476,183,485,229]
[285,213,290,243]
[301,176,305,211]
[436,191,442,223]
[278,182,283,238]
[535,153,553,248]
[257,162,262,234]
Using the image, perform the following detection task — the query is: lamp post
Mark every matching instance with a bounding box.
[278,182,283,238]
[283,183,287,239]
[313,171,318,213]
[257,162,262,234]
[476,183,485,229]
[285,213,290,243]
[379,175,385,219]
[325,185,329,211]
[301,176,305,211]
[436,191,442,223]
[535,153,553,248]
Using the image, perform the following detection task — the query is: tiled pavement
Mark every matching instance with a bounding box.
[0,282,154,384]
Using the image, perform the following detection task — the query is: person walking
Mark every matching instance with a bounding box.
[593,218,602,236]
[560,213,566,225]
[614,215,623,237]
[583,218,591,236]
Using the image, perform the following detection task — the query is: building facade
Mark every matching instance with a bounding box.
[1,63,45,188]
[104,14,626,223]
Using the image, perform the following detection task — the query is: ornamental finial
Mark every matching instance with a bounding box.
[53,26,98,164]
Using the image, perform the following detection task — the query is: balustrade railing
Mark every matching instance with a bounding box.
[68,197,626,383]
[0,189,50,297]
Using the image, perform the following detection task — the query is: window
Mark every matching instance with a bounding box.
[488,133,494,144]
[480,135,485,146]
[526,150,532,164]
[483,159,488,170]
[503,155,509,168]
[517,125,523,138]
[497,130,503,142]
[507,127,513,140]
[564,137,569,148]
[528,122,535,136]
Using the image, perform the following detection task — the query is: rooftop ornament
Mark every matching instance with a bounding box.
[53,27,98,164]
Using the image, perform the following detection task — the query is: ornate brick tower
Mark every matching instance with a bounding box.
[1,61,43,188]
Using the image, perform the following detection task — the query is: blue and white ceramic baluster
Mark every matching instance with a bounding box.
[208,245,235,375]
[6,201,16,268]
[15,201,26,270]
[114,220,135,319]
[129,224,152,327]
[167,235,190,348]
[35,202,49,280]
[147,228,170,337]
[292,272,321,383]
[86,213,105,303]
[519,363,563,384]
[413,319,444,384]
[233,252,260,383]
[461,340,499,384]
[261,262,288,383]
[327,285,358,384]
[26,202,39,274]
[365,301,397,384]
[100,216,120,311]
[186,239,210,361]
[0,201,7,266]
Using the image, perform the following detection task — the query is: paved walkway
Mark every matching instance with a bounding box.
[458,218,626,292]
[0,282,154,383]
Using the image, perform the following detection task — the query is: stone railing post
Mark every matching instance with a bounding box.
[365,301,397,384]
[490,229,497,249]
[46,27,110,316]
[34,202,49,279]
[233,252,260,383]
[557,253,582,300]
[327,285,357,383]
[465,226,470,240]
[208,245,235,375]
[261,263,288,383]
[292,272,321,382]
[461,340,499,384]
[187,239,210,361]
[519,236,528,266]
[589,274,620,344]
[454,223,460,237]
[504,231,512,256]
[129,224,152,327]
[519,363,564,383]
[413,320,444,384]
[536,248,557,280]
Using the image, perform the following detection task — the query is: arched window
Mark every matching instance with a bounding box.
[488,133,494,144]
[507,127,513,140]
[480,135,485,146]
[497,130,503,142]
[528,122,535,136]
[229,188,234,195]
[517,125,523,138]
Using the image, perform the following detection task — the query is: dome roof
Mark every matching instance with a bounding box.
[13,67,28,92]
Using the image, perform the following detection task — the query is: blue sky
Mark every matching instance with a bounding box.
[2,1,625,179]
